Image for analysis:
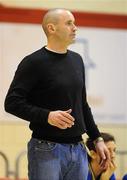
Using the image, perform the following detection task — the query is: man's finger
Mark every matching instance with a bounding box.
[60,111,75,122]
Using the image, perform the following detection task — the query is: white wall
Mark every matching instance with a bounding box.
[71,27,127,124]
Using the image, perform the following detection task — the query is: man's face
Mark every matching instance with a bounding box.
[54,11,77,45]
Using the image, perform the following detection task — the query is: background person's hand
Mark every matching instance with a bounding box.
[48,109,75,129]
[100,160,117,180]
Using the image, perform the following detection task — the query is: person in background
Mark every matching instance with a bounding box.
[122,174,127,180]
[86,132,117,180]
[4,8,110,180]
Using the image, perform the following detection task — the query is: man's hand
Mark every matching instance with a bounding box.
[95,140,110,169]
[48,109,75,129]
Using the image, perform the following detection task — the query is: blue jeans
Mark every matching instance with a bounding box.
[28,138,88,180]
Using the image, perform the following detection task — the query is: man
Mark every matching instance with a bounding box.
[86,132,117,180]
[4,9,110,180]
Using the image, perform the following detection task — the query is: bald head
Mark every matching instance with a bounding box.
[42,8,73,36]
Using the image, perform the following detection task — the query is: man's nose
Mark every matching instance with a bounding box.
[73,25,77,31]
[72,24,77,31]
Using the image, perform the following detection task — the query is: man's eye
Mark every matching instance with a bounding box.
[67,22,72,25]
[67,21,74,25]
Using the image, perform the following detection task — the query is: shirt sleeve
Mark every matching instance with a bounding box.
[4,55,50,125]
[82,61,101,141]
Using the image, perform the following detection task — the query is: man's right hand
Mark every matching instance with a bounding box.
[48,109,75,129]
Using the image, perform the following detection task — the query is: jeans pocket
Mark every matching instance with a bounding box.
[35,140,57,152]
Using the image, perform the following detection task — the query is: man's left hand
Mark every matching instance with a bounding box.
[95,140,110,169]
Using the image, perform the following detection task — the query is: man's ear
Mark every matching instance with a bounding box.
[90,150,97,160]
[47,23,56,34]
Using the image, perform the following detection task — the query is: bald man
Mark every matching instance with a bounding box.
[5,9,110,180]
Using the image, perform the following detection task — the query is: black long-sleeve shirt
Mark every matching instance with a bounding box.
[4,47,101,143]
